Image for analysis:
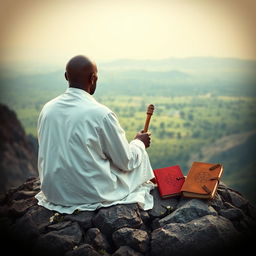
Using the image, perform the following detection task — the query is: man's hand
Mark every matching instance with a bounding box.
[134,130,151,148]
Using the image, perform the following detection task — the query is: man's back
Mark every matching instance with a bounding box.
[38,88,118,203]
[36,87,154,212]
[36,55,154,213]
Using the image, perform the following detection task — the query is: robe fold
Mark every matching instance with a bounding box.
[35,87,155,213]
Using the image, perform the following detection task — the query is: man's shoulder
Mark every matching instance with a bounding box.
[90,100,113,118]
[40,95,62,113]
[39,93,114,123]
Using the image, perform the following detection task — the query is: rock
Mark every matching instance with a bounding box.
[112,227,150,253]
[65,244,101,256]
[92,204,143,236]
[52,221,83,244]
[247,203,256,219]
[64,210,95,231]
[12,190,38,200]
[36,222,82,255]
[217,185,249,209]
[112,246,144,256]
[219,207,244,220]
[151,215,238,256]
[8,197,38,217]
[1,178,256,256]
[151,217,161,230]
[158,198,217,226]
[84,228,111,252]
[139,210,150,225]
[148,188,178,219]
[11,205,52,242]
[0,104,38,194]
[228,190,249,209]
[47,221,73,231]
[208,193,225,212]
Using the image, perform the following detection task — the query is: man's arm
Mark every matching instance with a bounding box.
[100,112,151,172]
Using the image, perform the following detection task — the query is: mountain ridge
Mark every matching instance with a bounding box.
[1,56,256,78]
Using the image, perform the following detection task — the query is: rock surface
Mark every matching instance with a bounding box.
[0,104,38,194]
[0,178,255,256]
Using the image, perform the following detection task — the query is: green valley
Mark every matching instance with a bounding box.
[0,57,255,203]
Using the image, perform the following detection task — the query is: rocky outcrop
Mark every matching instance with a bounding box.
[0,177,255,256]
[0,104,38,194]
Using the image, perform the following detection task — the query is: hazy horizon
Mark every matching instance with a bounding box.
[1,0,255,67]
[1,55,256,78]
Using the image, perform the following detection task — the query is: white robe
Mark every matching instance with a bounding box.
[35,87,155,213]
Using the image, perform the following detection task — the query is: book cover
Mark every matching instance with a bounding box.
[153,165,185,198]
[181,162,224,199]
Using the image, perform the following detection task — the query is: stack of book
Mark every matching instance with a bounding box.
[153,162,224,199]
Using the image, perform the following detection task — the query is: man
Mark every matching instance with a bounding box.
[35,55,155,214]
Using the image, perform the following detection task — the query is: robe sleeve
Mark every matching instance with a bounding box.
[100,112,146,172]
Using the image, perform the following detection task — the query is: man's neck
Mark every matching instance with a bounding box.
[69,83,90,94]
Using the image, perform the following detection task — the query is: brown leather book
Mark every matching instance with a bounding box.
[181,162,224,199]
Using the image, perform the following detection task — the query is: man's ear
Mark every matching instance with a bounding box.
[64,72,68,81]
[90,73,95,84]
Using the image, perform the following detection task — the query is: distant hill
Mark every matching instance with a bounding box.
[1,57,255,100]
[97,57,256,96]
[99,57,256,74]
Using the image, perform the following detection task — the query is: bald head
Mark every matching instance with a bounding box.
[65,55,98,94]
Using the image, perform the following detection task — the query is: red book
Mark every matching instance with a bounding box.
[153,165,185,198]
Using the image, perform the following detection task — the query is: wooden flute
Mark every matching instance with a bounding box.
[143,104,155,132]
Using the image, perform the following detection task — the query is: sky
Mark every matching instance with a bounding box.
[0,0,256,69]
